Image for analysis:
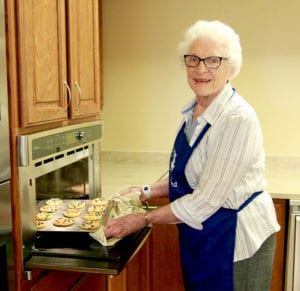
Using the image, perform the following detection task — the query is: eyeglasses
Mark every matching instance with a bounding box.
[184,55,228,69]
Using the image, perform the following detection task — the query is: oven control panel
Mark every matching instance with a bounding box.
[31,124,102,160]
[18,121,102,164]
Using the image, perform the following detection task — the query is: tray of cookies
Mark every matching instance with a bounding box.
[36,197,109,232]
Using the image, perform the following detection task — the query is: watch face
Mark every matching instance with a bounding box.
[142,185,151,199]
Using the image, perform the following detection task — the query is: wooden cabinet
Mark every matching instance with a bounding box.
[5,1,103,289]
[148,223,184,291]
[16,0,102,127]
[107,219,184,291]
[124,197,184,291]
[17,0,67,127]
[72,273,106,290]
[142,198,287,291]
[21,269,107,291]
[124,238,150,291]
[67,0,102,120]
[103,198,184,291]
[271,199,288,291]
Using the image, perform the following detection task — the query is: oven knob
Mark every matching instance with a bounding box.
[76,131,85,141]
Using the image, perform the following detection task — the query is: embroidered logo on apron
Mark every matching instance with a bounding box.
[170,149,177,172]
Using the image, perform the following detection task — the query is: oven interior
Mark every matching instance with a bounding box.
[36,157,89,200]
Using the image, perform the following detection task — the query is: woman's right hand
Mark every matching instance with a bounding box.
[118,186,150,203]
[118,186,142,196]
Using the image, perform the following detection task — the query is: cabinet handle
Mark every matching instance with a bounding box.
[64,81,72,112]
[75,82,82,110]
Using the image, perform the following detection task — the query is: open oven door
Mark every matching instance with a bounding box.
[24,227,151,276]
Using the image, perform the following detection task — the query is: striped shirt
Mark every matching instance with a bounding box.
[170,83,280,262]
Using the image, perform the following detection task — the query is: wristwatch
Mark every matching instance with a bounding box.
[142,185,151,199]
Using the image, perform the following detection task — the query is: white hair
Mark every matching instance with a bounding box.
[178,20,242,79]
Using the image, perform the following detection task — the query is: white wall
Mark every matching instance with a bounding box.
[102,0,300,155]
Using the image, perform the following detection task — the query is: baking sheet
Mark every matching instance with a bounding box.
[36,199,102,232]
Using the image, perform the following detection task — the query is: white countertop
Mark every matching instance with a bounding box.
[265,155,300,199]
[100,151,300,200]
[100,151,169,198]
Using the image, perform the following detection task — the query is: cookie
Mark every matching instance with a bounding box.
[36,220,46,229]
[40,205,58,213]
[36,212,52,221]
[53,217,75,227]
[88,204,106,214]
[63,209,81,218]
[90,197,107,206]
[80,220,100,231]
[83,212,102,221]
[68,201,86,209]
[46,198,62,206]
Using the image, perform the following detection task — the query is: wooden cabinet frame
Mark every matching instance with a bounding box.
[16,0,102,127]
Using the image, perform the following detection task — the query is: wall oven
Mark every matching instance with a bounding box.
[18,121,102,264]
[285,200,300,291]
[18,121,151,277]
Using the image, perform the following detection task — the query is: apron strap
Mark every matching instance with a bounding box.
[191,123,211,150]
[238,191,263,212]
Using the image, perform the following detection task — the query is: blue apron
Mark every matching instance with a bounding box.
[169,121,262,291]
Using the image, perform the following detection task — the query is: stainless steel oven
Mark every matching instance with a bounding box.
[18,121,102,264]
[18,121,152,278]
[285,200,300,291]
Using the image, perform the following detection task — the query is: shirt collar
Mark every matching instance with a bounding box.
[181,83,235,125]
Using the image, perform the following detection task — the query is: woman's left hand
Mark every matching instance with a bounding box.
[104,213,145,239]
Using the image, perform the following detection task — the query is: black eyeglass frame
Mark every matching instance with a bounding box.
[184,55,228,69]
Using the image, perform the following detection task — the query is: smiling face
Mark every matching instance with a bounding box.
[186,39,233,102]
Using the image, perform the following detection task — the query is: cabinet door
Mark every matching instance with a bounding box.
[149,198,185,291]
[271,199,287,291]
[21,270,82,291]
[67,0,102,119]
[17,0,68,127]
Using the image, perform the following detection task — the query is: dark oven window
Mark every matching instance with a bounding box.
[36,158,89,200]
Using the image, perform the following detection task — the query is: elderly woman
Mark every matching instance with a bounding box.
[105,20,280,291]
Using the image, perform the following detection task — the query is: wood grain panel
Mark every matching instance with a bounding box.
[271,199,288,291]
[67,0,101,119]
[126,238,150,291]
[17,0,67,126]
[149,197,185,291]
[71,273,106,290]
[29,270,82,291]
